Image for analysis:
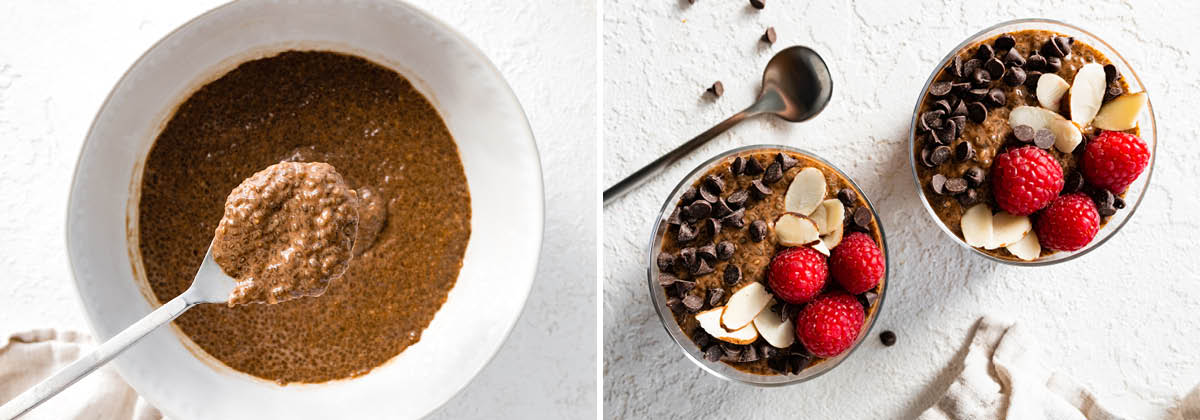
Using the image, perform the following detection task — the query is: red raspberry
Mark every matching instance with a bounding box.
[991,146,1064,215]
[1034,193,1100,252]
[768,246,827,304]
[829,232,885,294]
[1082,131,1150,193]
[795,293,865,358]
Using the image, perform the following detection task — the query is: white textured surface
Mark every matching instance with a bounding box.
[604,1,1200,419]
[0,1,595,418]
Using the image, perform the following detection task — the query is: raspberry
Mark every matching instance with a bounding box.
[991,146,1064,215]
[829,232,884,294]
[768,246,827,304]
[795,293,864,358]
[1082,131,1150,193]
[1034,193,1100,252]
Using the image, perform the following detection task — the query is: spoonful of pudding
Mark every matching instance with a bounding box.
[0,161,359,418]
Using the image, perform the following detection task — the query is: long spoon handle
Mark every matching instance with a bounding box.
[0,295,193,419]
[604,107,759,206]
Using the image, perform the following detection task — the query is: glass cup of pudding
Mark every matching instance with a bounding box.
[909,19,1156,265]
[646,145,888,386]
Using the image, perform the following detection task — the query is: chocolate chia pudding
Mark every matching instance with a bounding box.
[212,161,359,306]
[913,28,1150,261]
[654,148,886,376]
[137,51,471,384]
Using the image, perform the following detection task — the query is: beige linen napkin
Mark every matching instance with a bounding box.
[919,316,1127,420]
[0,329,161,420]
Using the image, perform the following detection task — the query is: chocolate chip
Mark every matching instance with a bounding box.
[929,81,953,97]
[692,329,710,349]
[951,82,972,93]
[666,297,683,312]
[1003,47,1025,67]
[704,174,725,194]
[704,345,722,362]
[697,244,717,262]
[947,55,964,78]
[1114,196,1126,209]
[1104,83,1125,103]
[698,185,719,203]
[657,252,676,272]
[860,291,879,309]
[930,173,947,195]
[744,157,765,175]
[658,272,680,287]
[957,188,981,206]
[1026,54,1047,71]
[723,264,741,285]
[1003,66,1026,87]
[1025,70,1043,88]
[965,87,988,101]
[759,343,778,360]
[775,152,799,171]
[920,110,945,132]
[716,241,735,260]
[1041,37,1066,58]
[967,102,987,123]
[688,200,712,219]
[1034,129,1056,149]
[1091,188,1115,212]
[1104,64,1120,85]
[1055,36,1073,57]
[679,247,696,267]
[705,218,722,238]
[682,294,704,312]
[1044,56,1062,74]
[677,222,698,242]
[952,100,969,117]
[667,207,682,226]
[731,156,747,176]
[950,116,967,139]
[721,208,746,229]
[721,343,742,361]
[852,207,872,229]
[879,330,897,346]
[933,99,952,115]
[726,190,749,209]
[761,26,777,44]
[749,0,765,9]
[971,68,991,86]
[962,59,982,78]
[986,57,1005,79]
[975,44,994,60]
[964,166,986,187]
[749,179,772,200]
[1013,124,1036,143]
[930,146,951,166]
[1064,172,1084,193]
[707,81,724,98]
[994,34,1015,50]
[951,141,973,163]
[986,88,1007,107]
[837,188,857,206]
[739,345,760,362]
[708,287,725,307]
[692,258,714,275]
[920,145,936,168]
[711,198,732,218]
[675,279,696,295]
[680,187,698,205]
[945,177,968,194]
[934,125,957,146]
[763,162,783,184]
[749,220,768,242]
[1097,201,1117,217]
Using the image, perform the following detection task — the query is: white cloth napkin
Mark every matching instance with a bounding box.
[919,316,1128,420]
[0,329,162,420]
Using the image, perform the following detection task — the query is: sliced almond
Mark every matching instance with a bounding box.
[1008,105,1064,132]
[784,167,826,215]
[961,204,993,248]
[1050,119,1083,153]
[774,212,820,247]
[1036,73,1070,112]
[1067,63,1106,126]
[822,222,844,249]
[1092,92,1147,131]
[811,240,830,256]
[1005,231,1041,261]
[808,202,829,234]
[696,308,758,345]
[752,303,795,348]
[720,282,772,331]
[820,199,845,236]
[989,211,1032,249]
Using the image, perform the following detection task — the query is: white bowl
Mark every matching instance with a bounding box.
[64,0,544,418]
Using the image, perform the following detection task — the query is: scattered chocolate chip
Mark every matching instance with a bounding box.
[691,258,714,275]
[716,241,735,260]
[677,222,698,242]
[967,102,987,123]
[763,162,784,184]
[749,0,765,9]
[721,208,746,229]
[749,220,768,242]
[1104,63,1119,85]
[1025,70,1043,89]
[962,59,982,78]
[703,175,725,194]
[711,198,732,218]
[1064,172,1084,193]
[726,190,749,209]
[965,87,988,101]
[1003,47,1025,67]
[920,110,945,132]
[985,57,1005,79]
[994,34,1016,50]
[708,287,725,307]
[666,297,683,312]
[667,207,682,226]
[934,125,957,146]
[1041,37,1066,58]
[1114,196,1125,209]
[1056,36,1073,57]
[1013,124,1036,143]
[739,345,760,362]
[775,152,798,171]
[692,329,710,349]
[860,291,879,309]
[852,207,872,229]
[971,68,991,86]
[929,82,953,97]
[1003,66,1026,86]
[954,141,975,162]
[761,26,777,44]
[986,88,1007,107]
[697,244,717,262]
[945,177,968,194]
[947,55,964,78]
[930,173,947,195]
[974,44,994,60]
[1091,188,1115,210]
[920,145,936,168]
[704,218,721,238]
[1104,83,1124,103]
[880,330,897,346]
[1026,54,1047,71]
[688,200,712,219]
[704,345,722,362]
[682,294,704,312]
[657,252,676,272]
[964,166,986,187]
[658,272,680,287]
[933,99,952,115]
[837,188,858,206]
[749,179,773,200]
[679,247,697,267]
[1044,56,1062,73]
[949,116,967,138]
[1033,129,1056,149]
[744,157,765,175]
[957,188,981,206]
[951,82,972,93]
[1097,200,1117,217]
[723,264,741,285]
[952,100,969,117]
[675,279,696,295]
[930,146,951,166]
[681,187,698,205]
[731,156,747,176]
[759,343,778,360]
[707,81,724,97]
[698,185,719,203]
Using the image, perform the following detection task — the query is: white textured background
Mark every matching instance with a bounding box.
[604,0,1199,418]
[0,1,595,419]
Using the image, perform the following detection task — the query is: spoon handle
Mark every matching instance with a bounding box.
[0,295,193,419]
[604,108,758,205]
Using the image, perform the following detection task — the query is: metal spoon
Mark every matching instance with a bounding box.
[0,245,235,419]
[603,45,833,205]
